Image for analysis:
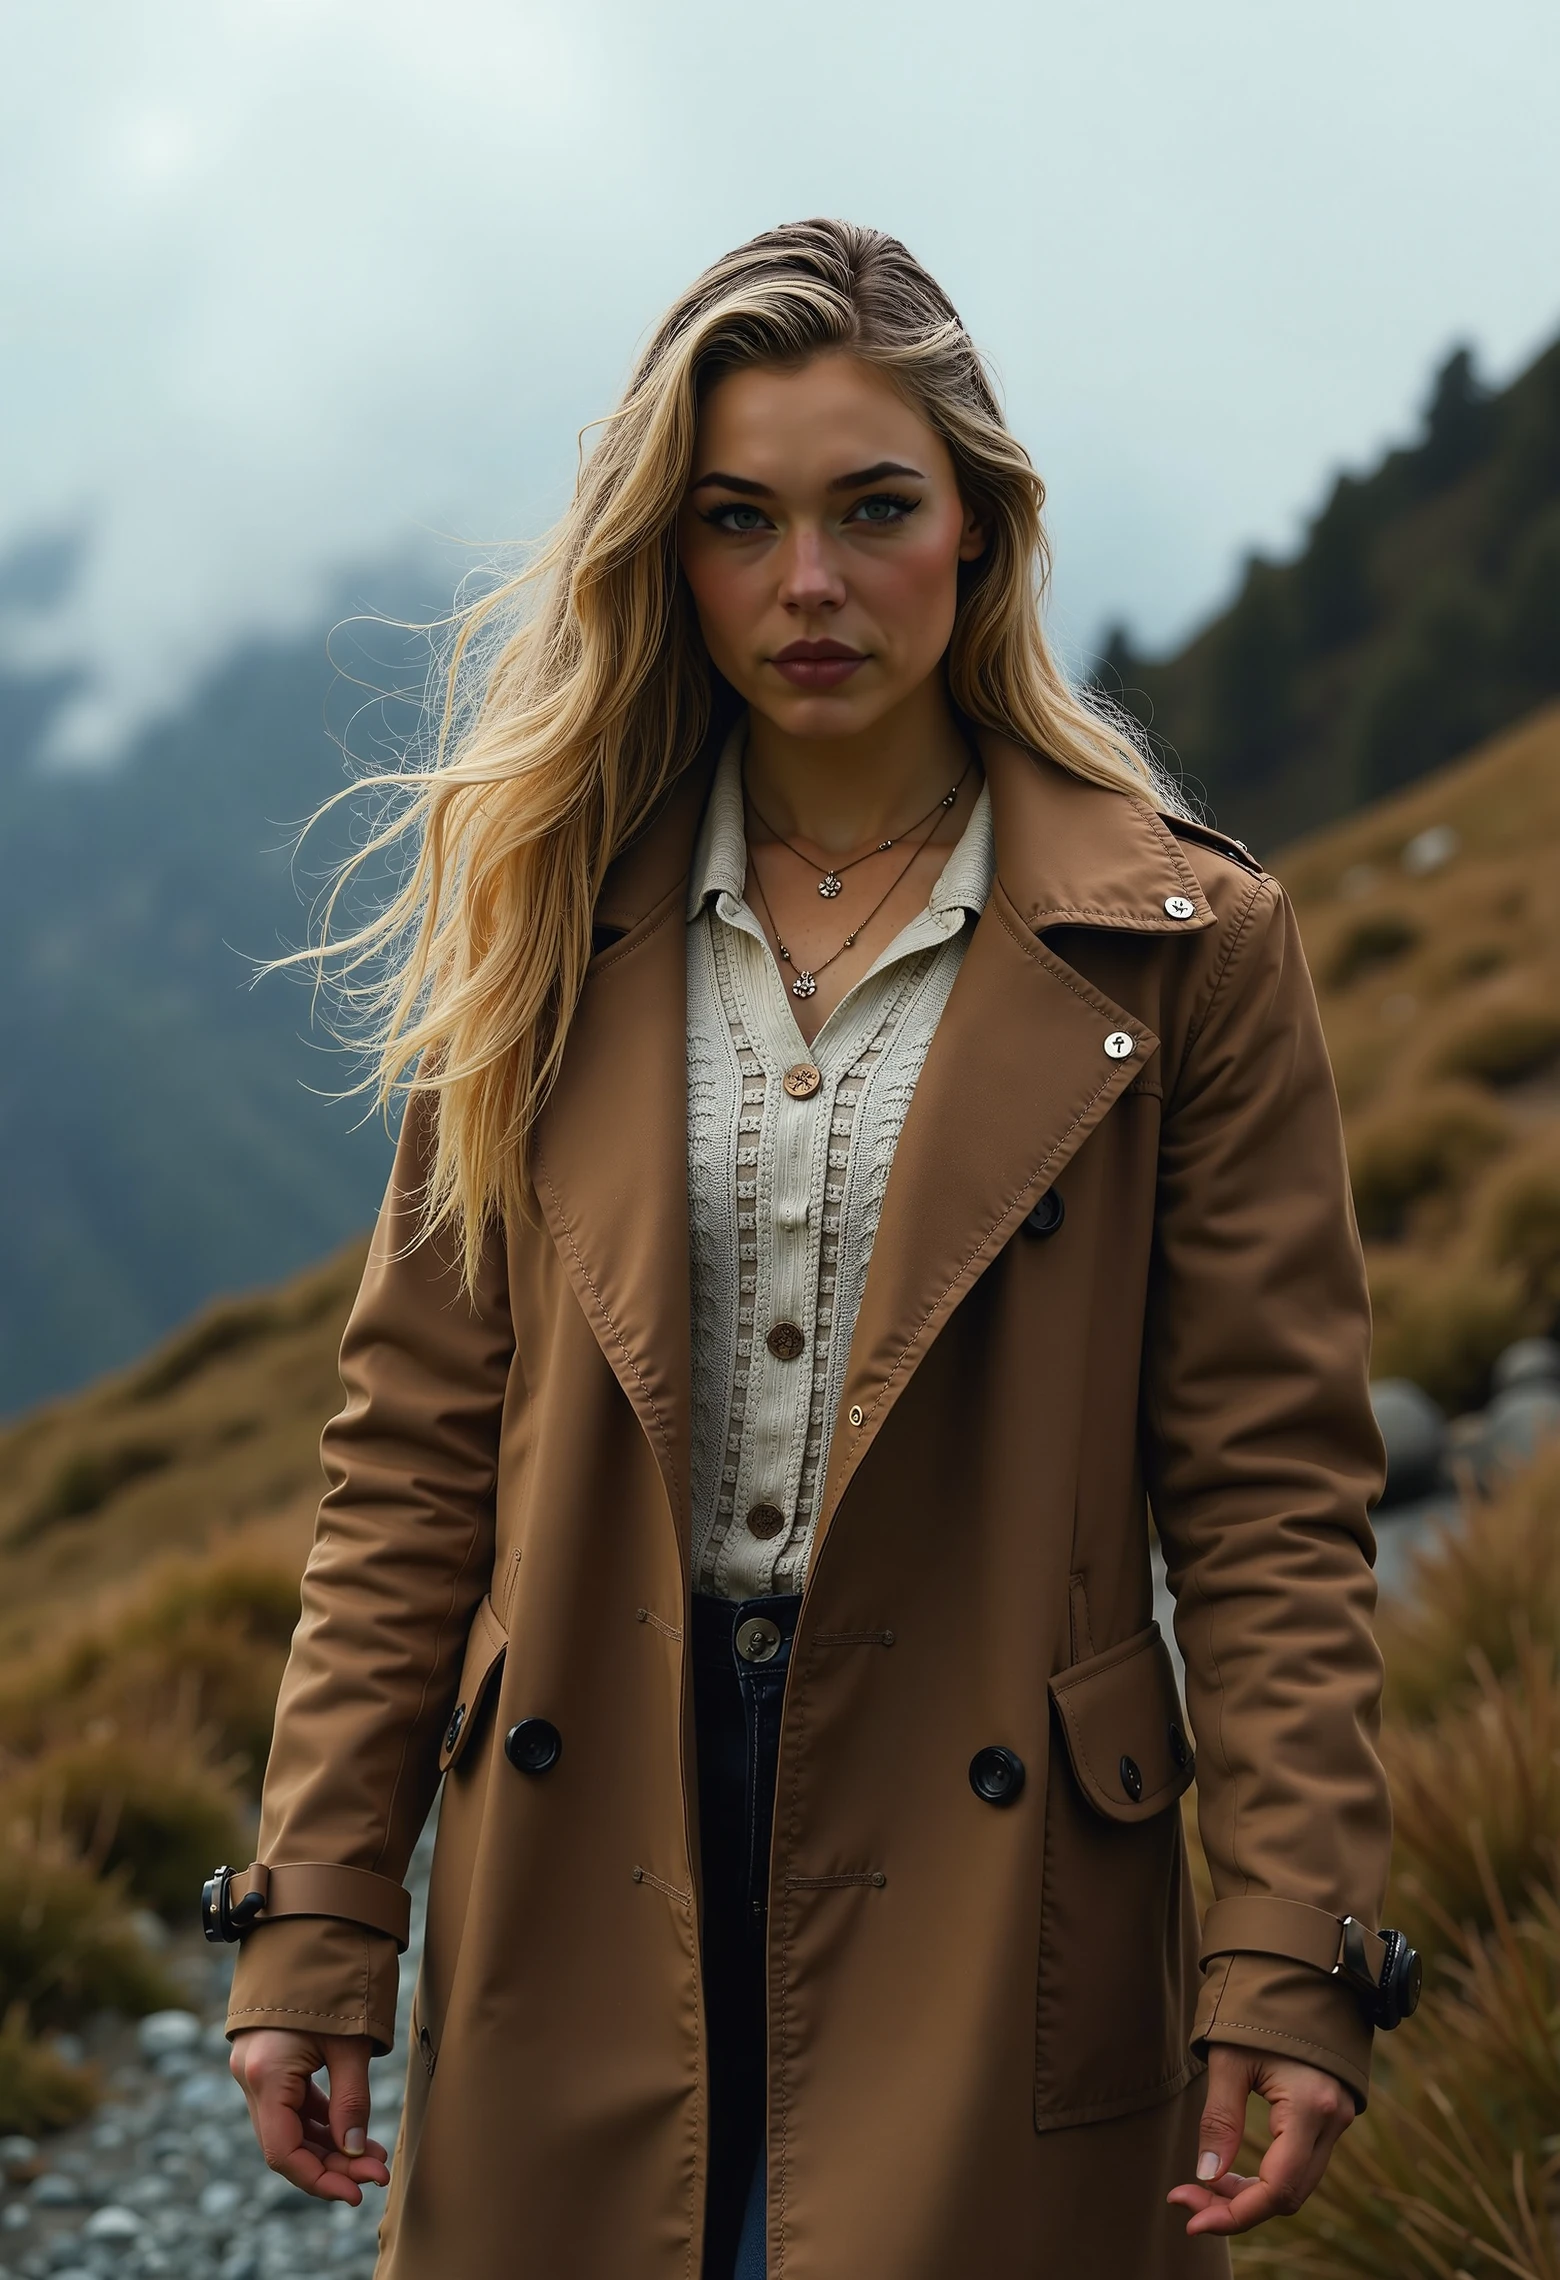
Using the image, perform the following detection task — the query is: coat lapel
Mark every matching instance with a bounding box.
[815,732,1216,1543]
[529,752,717,1554]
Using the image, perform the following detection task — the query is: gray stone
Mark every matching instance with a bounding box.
[0,2146,37,2173]
[1483,1383,1560,1477]
[1371,1378,1447,1504]
[27,2178,82,2209]
[135,2013,201,2063]
[198,2182,242,2222]
[1492,1337,1560,1393]
[82,2210,140,2242]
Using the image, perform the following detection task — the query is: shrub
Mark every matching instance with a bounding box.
[0,1554,300,1786]
[12,1438,172,1544]
[0,1836,177,2033]
[0,1735,248,1921]
[1480,1146,1560,1306]
[0,2009,97,2136]
[1347,1087,1509,1239]
[1383,1634,1560,1949]
[1325,910,1421,991]
[1434,1002,1560,1087]
[1379,1449,1560,1723]
[1367,1254,1539,1413]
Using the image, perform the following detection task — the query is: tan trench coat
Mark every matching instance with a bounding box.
[227,730,1392,2279]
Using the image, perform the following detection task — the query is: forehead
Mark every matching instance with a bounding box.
[690,353,952,487]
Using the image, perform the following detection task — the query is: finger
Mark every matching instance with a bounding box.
[1168,2169,1257,2222]
[248,2069,365,2206]
[1181,2176,1291,2236]
[1193,2047,1256,2185]
[326,2040,374,2160]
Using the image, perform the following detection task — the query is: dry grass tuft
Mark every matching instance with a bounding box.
[0,1732,248,1922]
[1383,1635,1560,1949]
[1361,1253,1540,1412]
[1379,1449,1560,1721]
[0,1830,178,2035]
[0,1553,301,1784]
[1232,1453,1560,2278]
[1347,1087,1511,1240]
[1432,1001,1560,1090]
[0,2009,98,2135]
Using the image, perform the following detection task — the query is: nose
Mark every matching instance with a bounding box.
[775,524,846,615]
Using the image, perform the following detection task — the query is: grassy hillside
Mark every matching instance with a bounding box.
[1285,700,1560,1410]
[1104,336,1560,851]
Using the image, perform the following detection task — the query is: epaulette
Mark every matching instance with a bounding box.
[1165,815,1268,879]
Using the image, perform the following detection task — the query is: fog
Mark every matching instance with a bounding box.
[5,0,1558,758]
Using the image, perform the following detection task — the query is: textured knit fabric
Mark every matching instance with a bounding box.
[686,721,994,1600]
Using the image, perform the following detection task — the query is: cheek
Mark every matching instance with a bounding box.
[860,520,964,651]
[678,526,753,649]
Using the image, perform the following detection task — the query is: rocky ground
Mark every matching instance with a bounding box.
[0,1835,432,2280]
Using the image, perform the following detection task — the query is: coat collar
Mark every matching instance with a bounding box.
[595,724,1215,941]
[534,722,1213,1577]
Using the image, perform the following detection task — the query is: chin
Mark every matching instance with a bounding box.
[751,684,894,740]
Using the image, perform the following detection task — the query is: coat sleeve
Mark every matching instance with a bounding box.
[1142,872,1391,2107]
[225,1093,515,2051]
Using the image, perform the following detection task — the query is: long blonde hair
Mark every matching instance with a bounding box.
[292,218,1175,1291]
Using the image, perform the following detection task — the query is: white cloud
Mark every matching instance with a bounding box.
[3,0,1558,756]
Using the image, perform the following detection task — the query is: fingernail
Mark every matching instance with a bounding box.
[344,2128,366,2155]
[1197,2151,1220,2182]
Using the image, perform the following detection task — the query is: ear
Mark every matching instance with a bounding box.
[957,502,989,563]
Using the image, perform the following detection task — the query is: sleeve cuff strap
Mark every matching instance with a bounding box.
[234,1861,412,1951]
[1201,1895,1384,1984]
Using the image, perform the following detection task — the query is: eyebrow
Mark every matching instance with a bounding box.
[688,459,927,497]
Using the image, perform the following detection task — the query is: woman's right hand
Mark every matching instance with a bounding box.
[229,2027,391,2204]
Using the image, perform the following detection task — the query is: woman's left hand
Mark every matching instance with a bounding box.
[1167,2046,1356,2237]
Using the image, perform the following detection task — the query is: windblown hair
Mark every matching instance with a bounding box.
[290,218,1176,1292]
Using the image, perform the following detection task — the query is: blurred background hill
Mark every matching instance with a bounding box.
[5,326,1559,1419]
[1098,335,1560,845]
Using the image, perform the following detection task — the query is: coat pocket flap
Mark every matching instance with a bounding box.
[439,1593,509,1773]
[1048,1623,1194,1824]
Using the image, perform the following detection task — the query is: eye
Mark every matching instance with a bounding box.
[845,491,920,526]
[701,501,773,534]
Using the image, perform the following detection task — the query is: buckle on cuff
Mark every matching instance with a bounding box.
[200,1864,266,1945]
[1333,1915,1423,2030]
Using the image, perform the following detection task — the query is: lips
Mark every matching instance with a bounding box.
[770,639,867,690]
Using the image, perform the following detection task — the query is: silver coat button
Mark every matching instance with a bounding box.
[735,1616,782,1664]
[1104,1031,1135,1060]
[1164,894,1196,920]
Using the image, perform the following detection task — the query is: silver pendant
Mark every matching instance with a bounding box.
[791,971,818,1000]
[818,873,843,898]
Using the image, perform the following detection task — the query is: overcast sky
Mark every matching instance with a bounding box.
[5,0,1559,760]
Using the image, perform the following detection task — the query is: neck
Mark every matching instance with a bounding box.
[743,674,973,859]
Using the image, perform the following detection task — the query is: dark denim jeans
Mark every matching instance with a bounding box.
[692,1591,802,2280]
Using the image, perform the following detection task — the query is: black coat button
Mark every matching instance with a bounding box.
[1024,1189,1065,1238]
[969,1746,1026,1806]
[1168,1721,1190,1770]
[506,1718,562,1775]
[1119,1754,1143,1802]
[443,1704,466,1755]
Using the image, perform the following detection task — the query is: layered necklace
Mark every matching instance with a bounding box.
[743,758,972,1002]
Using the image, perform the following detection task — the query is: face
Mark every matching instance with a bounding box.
[676,352,986,739]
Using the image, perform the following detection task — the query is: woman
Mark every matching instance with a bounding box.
[217,220,1413,2279]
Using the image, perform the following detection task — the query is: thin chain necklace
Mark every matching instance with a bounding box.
[745,759,971,898]
[745,798,949,1002]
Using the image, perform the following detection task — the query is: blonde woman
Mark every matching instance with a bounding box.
[214,220,1415,2279]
